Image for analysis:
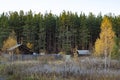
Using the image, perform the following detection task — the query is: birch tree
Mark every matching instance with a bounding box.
[95,16,115,57]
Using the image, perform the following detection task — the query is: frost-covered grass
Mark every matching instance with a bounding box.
[0,56,120,80]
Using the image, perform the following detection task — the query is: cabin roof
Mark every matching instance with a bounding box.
[7,44,22,51]
[77,50,90,55]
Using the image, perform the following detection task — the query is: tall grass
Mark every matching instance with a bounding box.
[0,56,120,80]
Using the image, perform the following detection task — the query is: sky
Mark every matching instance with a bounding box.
[0,0,120,16]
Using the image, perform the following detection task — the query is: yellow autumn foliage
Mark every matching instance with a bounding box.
[94,39,104,56]
[26,42,33,49]
[2,31,17,51]
[94,16,115,56]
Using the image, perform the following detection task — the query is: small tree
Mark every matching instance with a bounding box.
[26,42,33,49]
[111,37,120,59]
[2,30,17,51]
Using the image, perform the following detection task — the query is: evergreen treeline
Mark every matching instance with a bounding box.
[0,10,120,53]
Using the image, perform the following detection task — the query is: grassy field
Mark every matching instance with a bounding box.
[0,55,120,80]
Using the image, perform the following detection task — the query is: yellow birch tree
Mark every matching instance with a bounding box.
[94,16,115,56]
[2,30,17,51]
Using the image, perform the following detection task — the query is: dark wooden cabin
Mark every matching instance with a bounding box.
[7,44,33,54]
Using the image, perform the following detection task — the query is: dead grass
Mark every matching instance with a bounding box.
[0,56,120,80]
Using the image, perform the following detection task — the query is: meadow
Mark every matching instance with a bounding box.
[0,54,120,80]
